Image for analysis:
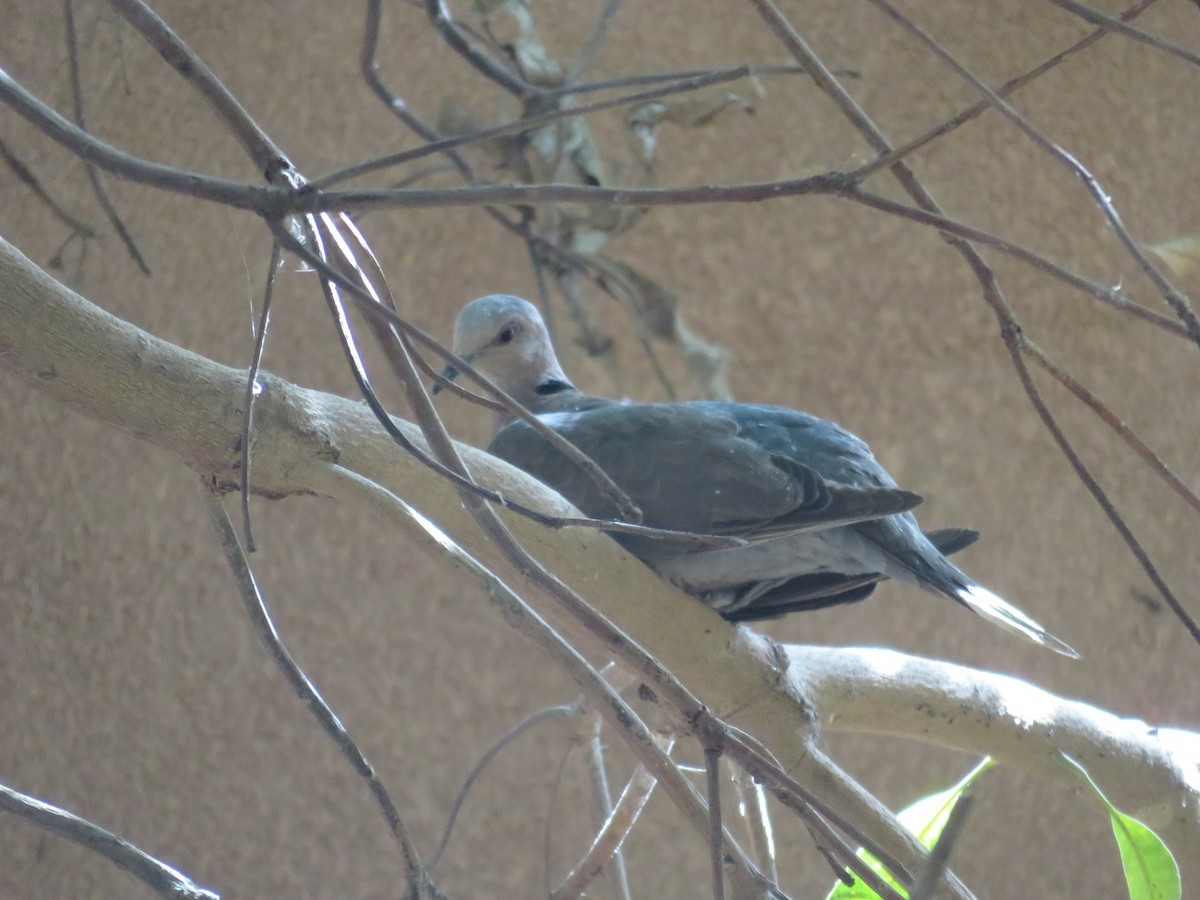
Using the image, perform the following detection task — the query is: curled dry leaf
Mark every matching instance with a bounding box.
[473,0,564,86]
[627,90,756,164]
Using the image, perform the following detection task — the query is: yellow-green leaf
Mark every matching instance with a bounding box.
[827,758,994,900]
[1059,753,1181,900]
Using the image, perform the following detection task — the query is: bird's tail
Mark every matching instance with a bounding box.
[956,583,1079,658]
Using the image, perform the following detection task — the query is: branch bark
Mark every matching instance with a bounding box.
[788,646,1200,848]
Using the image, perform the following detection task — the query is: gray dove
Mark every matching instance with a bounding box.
[441,294,1076,657]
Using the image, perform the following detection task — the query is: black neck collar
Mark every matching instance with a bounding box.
[535,379,576,396]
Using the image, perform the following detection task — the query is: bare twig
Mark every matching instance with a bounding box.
[238,239,282,551]
[566,0,623,84]
[318,64,760,189]
[856,0,1161,180]
[64,0,151,275]
[1041,0,1200,68]
[0,137,97,240]
[0,781,219,900]
[200,485,438,900]
[360,0,475,183]
[910,796,975,900]
[424,0,536,97]
[0,65,271,208]
[1003,323,1200,645]
[1023,336,1200,514]
[551,758,661,900]
[429,704,578,870]
[581,714,633,900]
[705,747,727,900]
[730,764,778,884]
[846,188,1188,340]
[104,0,291,177]
[360,0,580,292]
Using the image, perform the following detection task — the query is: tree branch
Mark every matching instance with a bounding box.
[788,645,1200,853]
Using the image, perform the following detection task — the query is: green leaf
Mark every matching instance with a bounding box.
[1058,753,1181,900]
[826,757,994,900]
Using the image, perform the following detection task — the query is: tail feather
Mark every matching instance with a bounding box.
[957,584,1078,658]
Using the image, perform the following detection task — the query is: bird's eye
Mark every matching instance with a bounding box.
[497,325,517,344]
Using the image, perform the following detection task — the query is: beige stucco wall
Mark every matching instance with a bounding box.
[1,2,1197,897]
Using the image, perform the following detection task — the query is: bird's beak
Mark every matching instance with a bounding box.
[432,350,474,395]
[431,363,457,395]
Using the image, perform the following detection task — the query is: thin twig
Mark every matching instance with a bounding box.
[316,64,759,189]
[544,744,576,897]
[705,747,727,900]
[64,0,152,275]
[361,0,580,301]
[551,758,662,900]
[299,172,853,212]
[1041,0,1200,68]
[424,0,536,97]
[856,0,1160,180]
[238,239,282,551]
[0,138,97,239]
[1003,324,1200,645]
[361,0,474,183]
[909,795,975,900]
[582,714,633,900]
[0,66,274,208]
[846,188,1188,339]
[729,763,778,884]
[429,704,578,870]
[546,64,811,100]
[199,485,438,900]
[104,0,291,177]
[0,781,219,900]
[565,0,623,85]
[1023,336,1200,514]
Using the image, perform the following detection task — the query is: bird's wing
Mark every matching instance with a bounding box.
[488,400,917,555]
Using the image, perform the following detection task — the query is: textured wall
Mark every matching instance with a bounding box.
[1,2,1198,897]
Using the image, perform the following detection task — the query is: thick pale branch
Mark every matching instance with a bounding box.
[788,645,1200,852]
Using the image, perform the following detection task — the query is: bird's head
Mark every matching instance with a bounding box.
[438,295,573,409]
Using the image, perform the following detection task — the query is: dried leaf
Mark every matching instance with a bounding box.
[475,0,563,86]
[627,91,753,165]
[590,255,731,399]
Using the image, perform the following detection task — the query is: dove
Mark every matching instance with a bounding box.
[440,294,1076,657]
